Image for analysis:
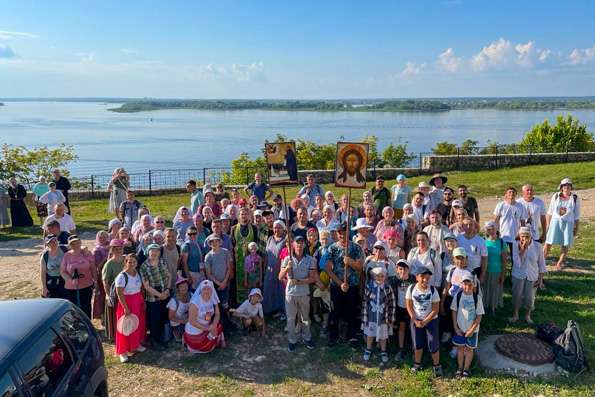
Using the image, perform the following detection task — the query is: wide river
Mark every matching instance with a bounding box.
[1,101,594,177]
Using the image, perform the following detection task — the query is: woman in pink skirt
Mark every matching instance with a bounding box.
[115,254,146,363]
[184,280,226,353]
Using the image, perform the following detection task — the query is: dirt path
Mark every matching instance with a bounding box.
[1,189,594,300]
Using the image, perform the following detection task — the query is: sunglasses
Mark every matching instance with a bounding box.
[373,246,385,250]
[155,220,165,223]
[188,232,197,236]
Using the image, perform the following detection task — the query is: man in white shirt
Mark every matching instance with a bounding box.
[455,218,487,283]
[44,203,76,235]
[518,184,547,243]
[493,187,527,246]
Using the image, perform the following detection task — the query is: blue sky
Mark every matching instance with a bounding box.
[1,0,594,98]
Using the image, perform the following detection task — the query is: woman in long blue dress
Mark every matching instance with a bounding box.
[263,220,287,316]
[544,178,581,270]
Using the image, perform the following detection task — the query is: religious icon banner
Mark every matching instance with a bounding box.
[265,142,299,185]
[334,142,369,188]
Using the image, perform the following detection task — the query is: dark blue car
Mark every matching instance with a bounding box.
[0,299,108,397]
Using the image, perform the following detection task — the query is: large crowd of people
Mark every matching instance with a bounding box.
[3,167,582,377]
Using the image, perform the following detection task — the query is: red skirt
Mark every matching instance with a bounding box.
[115,292,146,355]
[183,323,224,353]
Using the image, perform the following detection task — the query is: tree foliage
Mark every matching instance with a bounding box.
[222,152,267,185]
[0,144,77,188]
[431,141,458,155]
[382,143,415,167]
[520,115,594,152]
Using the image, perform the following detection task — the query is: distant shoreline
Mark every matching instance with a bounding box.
[107,98,595,113]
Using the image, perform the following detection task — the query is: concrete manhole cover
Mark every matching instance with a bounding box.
[495,333,554,365]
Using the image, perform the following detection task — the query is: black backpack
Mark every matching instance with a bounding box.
[553,320,588,373]
[536,321,564,345]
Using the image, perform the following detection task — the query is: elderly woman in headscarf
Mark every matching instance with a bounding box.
[173,206,193,244]
[108,218,122,241]
[184,280,226,353]
[92,231,111,321]
[108,168,129,216]
[133,214,154,243]
[131,207,150,238]
[374,206,403,245]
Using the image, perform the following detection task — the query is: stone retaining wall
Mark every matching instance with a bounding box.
[423,151,595,173]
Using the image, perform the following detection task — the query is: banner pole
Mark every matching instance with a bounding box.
[343,187,352,286]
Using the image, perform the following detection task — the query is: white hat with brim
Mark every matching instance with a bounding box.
[206,234,222,245]
[248,288,263,299]
[418,181,431,189]
[559,178,573,190]
[352,218,373,231]
[518,226,532,236]
[370,266,387,277]
[117,313,139,336]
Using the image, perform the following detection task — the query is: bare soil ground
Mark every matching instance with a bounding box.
[1,189,593,396]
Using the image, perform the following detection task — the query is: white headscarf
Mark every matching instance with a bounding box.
[191,280,220,323]
[173,206,191,225]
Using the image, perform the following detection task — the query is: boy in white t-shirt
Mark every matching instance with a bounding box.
[405,268,442,378]
[230,288,266,337]
[450,272,485,378]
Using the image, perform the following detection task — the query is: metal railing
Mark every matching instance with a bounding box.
[67,144,594,197]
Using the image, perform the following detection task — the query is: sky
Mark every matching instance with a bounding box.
[0,0,594,99]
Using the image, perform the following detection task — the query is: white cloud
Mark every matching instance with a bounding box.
[0,44,16,58]
[471,38,514,71]
[400,61,426,77]
[230,62,265,82]
[515,41,535,67]
[567,45,595,65]
[538,49,551,62]
[0,30,38,40]
[120,48,138,55]
[76,52,95,63]
[437,48,461,72]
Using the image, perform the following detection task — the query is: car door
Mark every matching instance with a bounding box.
[55,309,92,396]
[16,328,74,397]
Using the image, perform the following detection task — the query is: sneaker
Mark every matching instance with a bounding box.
[305,339,315,350]
[462,370,470,378]
[135,345,147,353]
[441,332,452,344]
[363,349,372,361]
[394,350,405,362]
[119,354,129,363]
[279,314,287,321]
[433,365,443,378]
[411,363,422,373]
[380,352,389,364]
[449,347,458,359]
[348,338,359,349]
[455,369,463,379]
[287,343,297,353]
